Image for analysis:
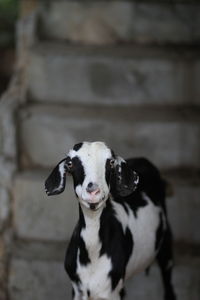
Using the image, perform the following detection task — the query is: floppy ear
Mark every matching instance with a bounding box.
[45,158,68,196]
[111,156,139,197]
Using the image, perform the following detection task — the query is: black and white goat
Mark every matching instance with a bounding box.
[45,141,176,300]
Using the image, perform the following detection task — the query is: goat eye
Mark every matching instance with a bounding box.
[110,159,115,168]
[67,160,73,169]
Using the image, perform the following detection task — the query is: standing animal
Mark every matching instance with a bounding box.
[45,141,176,300]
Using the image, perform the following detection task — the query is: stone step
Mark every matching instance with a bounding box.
[28,42,200,106]
[39,1,200,45]
[9,241,200,300]
[18,104,200,169]
[13,170,200,244]
[13,170,78,242]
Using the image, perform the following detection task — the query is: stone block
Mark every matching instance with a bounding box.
[28,43,200,106]
[0,238,7,300]
[126,256,200,300]
[9,258,71,300]
[0,125,2,156]
[8,255,200,300]
[0,186,10,229]
[20,0,38,17]
[195,61,200,100]
[167,182,200,244]
[0,157,16,188]
[19,105,200,169]
[13,171,78,241]
[40,1,200,45]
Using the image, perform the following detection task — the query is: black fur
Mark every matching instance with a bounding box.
[113,190,148,218]
[110,162,139,197]
[126,157,166,208]
[105,158,112,185]
[156,226,176,300]
[155,212,165,251]
[73,143,83,152]
[64,207,89,284]
[99,200,133,290]
[120,288,126,300]
[71,156,85,189]
[45,158,68,195]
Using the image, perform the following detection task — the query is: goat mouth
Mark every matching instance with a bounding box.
[81,195,107,211]
[88,197,106,211]
[89,203,98,210]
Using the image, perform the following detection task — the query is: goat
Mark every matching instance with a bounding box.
[45,141,176,300]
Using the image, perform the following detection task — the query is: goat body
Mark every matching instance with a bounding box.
[45,142,176,300]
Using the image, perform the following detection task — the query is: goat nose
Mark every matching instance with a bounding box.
[86,182,100,194]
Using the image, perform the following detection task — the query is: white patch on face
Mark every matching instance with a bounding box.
[69,142,112,209]
[111,192,163,279]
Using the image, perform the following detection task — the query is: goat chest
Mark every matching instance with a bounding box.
[65,191,165,298]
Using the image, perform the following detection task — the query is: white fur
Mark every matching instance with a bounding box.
[112,192,162,278]
[77,205,120,300]
[58,161,66,187]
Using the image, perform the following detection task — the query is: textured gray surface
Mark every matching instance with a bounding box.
[19,105,200,169]
[0,187,10,230]
[40,1,200,45]
[28,43,200,105]
[9,259,71,300]
[13,171,78,241]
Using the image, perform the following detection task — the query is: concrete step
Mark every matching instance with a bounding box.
[13,170,200,244]
[13,170,78,242]
[9,240,200,300]
[18,104,200,169]
[39,1,200,45]
[28,42,200,106]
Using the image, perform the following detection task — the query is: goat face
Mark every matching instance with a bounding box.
[45,142,139,210]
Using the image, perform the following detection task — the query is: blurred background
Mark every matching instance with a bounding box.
[0,0,200,299]
[0,0,17,96]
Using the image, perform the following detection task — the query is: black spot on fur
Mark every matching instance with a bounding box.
[87,289,91,297]
[113,191,148,218]
[79,237,91,265]
[111,149,116,158]
[156,226,176,300]
[121,202,129,215]
[73,143,83,152]
[72,287,75,298]
[120,288,126,299]
[105,159,112,186]
[64,206,89,284]
[126,157,166,209]
[64,223,81,284]
[71,156,85,188]
[155,212,164,251]
[99,200,133,290]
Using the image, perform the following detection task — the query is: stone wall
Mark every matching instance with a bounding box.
[0,7,37,298]
[0,1,200,299]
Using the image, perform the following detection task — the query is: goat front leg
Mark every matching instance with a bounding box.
[156,225,176,300]
[72,285,82,300]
